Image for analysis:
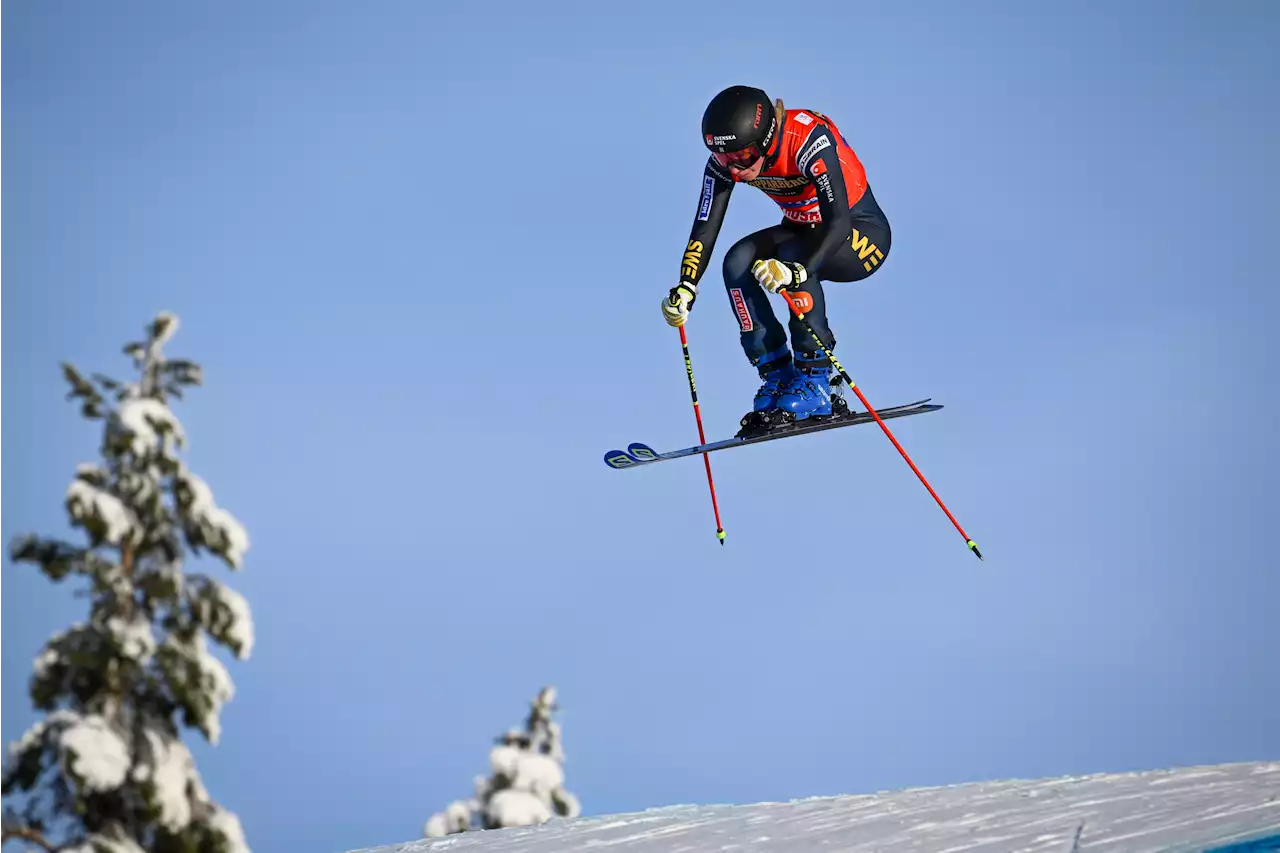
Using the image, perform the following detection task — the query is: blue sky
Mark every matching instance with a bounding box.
[4,1,1279,852]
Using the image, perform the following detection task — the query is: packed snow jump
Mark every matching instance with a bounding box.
[603,85,983,560]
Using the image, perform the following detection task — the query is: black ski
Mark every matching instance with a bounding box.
[604,398,941,470]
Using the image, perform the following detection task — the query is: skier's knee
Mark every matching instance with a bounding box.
[722,238,759,285]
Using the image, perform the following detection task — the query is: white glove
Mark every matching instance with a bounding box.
[661,283,696,327]
[752,258,808,293]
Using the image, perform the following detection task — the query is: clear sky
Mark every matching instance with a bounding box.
[4,2,1278,852]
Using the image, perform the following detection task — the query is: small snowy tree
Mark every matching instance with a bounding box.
[424,686,581,838]
[2,311,253,853]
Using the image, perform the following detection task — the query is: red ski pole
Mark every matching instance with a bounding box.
[778,289,982,561]
[677,323,726,545]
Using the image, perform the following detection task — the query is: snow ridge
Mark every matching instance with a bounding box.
[357,761,1280,853]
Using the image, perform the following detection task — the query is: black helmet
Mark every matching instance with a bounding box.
[702,85,778,168]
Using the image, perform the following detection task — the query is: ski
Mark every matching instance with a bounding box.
[603,398,941,470]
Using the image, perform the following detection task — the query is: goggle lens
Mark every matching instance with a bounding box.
[712,144,763,170]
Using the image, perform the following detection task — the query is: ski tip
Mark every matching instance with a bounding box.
[605,443,660,469]
[967,539,983,561]
[604,449,636,469]
[627,442,659,462]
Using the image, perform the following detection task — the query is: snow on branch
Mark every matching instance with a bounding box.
[424,686,582,839]
[175,470,250,571]
[3,311,254,853]
[66,476,141,549]
[158,632,235,745]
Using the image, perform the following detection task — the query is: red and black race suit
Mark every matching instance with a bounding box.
[677,108,886,295]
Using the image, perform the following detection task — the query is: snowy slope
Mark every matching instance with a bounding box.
[352,761,1280,853]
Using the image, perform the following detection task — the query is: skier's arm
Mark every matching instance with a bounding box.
[797,127,853,278]
[662,159,734,327]
[679,159,735,294]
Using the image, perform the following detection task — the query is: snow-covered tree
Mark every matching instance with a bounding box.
[2,311,253,853]
[424,686,581,838]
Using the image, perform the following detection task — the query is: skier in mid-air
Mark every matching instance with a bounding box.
[661,85,893,434]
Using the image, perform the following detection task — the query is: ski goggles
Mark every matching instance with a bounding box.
[711,143,765,170]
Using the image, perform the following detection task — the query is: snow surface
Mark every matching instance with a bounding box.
[357,761,1280,853]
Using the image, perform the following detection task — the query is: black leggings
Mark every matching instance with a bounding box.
[722,186,891,372]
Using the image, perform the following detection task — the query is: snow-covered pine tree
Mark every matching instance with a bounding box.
[424,686,581,838]
[2,311,254,853]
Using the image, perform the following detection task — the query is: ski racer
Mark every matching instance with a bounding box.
[661,85,893,433]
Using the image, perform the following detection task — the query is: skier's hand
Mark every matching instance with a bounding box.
[752,259,808,294]
[661,283,696,327]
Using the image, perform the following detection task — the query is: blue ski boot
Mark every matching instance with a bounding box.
[737,351,797,437]
[777,353,835,421]
[753,359,795,413]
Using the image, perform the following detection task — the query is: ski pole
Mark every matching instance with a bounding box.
[677,323,726,545]
[777,289,982,561]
